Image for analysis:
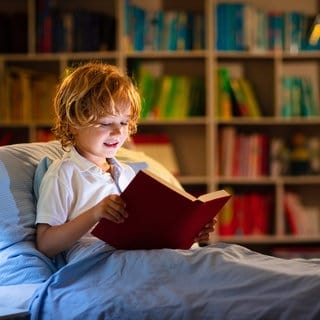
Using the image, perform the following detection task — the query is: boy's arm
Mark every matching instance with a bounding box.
[36,194,127,258]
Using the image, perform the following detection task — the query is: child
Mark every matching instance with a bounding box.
[36,62,215,260]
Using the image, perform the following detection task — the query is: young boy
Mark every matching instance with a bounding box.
[36,62,214,260]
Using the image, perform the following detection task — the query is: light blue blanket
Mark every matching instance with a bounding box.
[2,142,320,319]
[29,242,320,320]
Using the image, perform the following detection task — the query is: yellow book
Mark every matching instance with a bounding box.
[238,78,262,117]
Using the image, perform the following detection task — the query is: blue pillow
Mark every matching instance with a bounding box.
[0,141,63,284]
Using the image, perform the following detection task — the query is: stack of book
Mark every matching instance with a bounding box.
[215,3,320,52]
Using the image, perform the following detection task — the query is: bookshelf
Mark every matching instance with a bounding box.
[0,0,320,254]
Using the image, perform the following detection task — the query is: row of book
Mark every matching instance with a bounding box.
[220,128,320,178]
[216,3,320,52]
[135,66,205,119]
[216,68,262,119]
[0,67,57,122]
[1,3,319,54]
[218,188,320,237]
[124,1,205,51]
[36,0,116,53]
[218,127,269,177]
[217,189,272,236]
[281,76,318,118]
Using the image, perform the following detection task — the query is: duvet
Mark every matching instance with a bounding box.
[1,141,320,320]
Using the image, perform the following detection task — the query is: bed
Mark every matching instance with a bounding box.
[1,140,320,319]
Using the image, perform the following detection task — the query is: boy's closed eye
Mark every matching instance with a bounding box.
[95,122,128,128]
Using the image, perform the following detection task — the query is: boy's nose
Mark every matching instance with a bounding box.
[111,124,121,134]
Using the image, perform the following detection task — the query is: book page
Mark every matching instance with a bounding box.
[142,169,196,201]
[197,189,230,203]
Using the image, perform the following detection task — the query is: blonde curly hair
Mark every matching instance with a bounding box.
[52,62,141,150]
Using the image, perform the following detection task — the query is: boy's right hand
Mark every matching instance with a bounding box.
[95,194,128,223]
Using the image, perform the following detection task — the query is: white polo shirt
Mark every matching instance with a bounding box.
[36,146,135,229]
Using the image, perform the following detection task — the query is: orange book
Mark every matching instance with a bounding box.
[91,170,231,250]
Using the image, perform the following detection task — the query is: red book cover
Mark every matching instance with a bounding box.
[91,170,231,250]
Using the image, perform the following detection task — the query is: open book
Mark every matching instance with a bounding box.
[91,170,231,250]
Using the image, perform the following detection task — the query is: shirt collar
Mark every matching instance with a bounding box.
[67,147,124,175]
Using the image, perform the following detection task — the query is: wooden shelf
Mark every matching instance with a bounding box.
[0,0,319,253]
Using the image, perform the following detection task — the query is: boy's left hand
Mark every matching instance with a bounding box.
[194,218,217,243]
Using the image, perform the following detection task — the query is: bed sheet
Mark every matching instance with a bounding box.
[0,283,40,312]
[29,242,320,320]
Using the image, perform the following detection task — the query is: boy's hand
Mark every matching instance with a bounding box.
[96,194,128,223]
[194,218,217,243]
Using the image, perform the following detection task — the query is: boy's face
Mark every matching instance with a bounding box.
[71,109,130,167]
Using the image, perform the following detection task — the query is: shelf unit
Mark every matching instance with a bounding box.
[0,0,320,254]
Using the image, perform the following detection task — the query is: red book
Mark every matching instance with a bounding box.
[91,170,231,250]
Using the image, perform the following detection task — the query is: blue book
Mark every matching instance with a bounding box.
[123,0,134,50]
[132,5,145,51]
[216,3,228,50]
[185,12,194,50]
[162,11,178,50]
[268,11,284,50]
[233,3,246,51]
[176,11,188,50]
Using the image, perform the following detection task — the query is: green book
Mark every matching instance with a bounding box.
[154,75,175,118]
[217,68,232,119]
[137,67,158,118]
[167,76,192,119]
